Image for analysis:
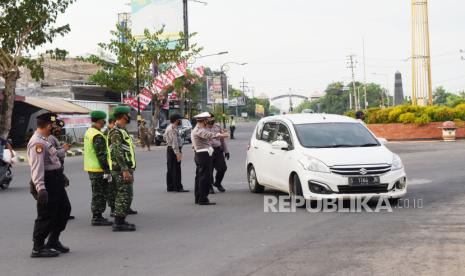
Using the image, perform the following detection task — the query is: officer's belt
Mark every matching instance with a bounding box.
[195,148,209,153]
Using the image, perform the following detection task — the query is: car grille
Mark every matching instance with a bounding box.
[330,164,392,176]
[337,184,389,194]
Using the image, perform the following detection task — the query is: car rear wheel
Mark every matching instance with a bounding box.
[248,165,264,193]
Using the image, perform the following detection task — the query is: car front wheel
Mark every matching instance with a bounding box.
[248,165,264,193]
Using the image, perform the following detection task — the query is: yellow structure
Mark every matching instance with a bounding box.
[411,0,433,106]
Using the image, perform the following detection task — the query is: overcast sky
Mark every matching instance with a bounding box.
[50,0,465,102]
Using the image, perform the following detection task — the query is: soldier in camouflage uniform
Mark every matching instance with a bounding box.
[104,114,117,217]
[108,106,136,232]
[84,111,113,226]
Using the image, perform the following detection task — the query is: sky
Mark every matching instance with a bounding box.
[49,0,465,106]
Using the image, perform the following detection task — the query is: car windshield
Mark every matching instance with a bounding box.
[294,123,380,148]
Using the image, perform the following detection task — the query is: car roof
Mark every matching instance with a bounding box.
[262,114,358,125]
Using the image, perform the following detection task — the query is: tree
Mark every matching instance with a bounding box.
[83,25,201,133]
[433,86,452,106]
[295,82,388,115]
[0,0,75,139]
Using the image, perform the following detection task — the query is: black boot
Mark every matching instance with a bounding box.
[127,208,138,215]
[46,233,70,253]
[209,187,215,194]
[214,183,226,193]
[31,241,59,258]
[112,216,136,232]
[46,241,70,253]
[92,214,113,226]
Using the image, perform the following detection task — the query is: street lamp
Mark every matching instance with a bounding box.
[220,62,247,128]
[188,51,229,64]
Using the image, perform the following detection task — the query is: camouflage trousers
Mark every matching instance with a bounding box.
[107,180,116,212]
[111,171,134,217]
[89,172,110,215]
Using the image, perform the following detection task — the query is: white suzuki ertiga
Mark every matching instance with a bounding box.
[246,114,407,201]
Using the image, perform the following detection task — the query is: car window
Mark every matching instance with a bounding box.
[277,124,292,146]
[260,122,278,143]
[255,122,265,140]
[182,119,191,128]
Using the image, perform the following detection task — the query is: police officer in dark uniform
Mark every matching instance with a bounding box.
[191,112,229,205]
[28,113,71,258]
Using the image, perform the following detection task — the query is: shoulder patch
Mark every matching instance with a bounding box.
[36,144,44,154]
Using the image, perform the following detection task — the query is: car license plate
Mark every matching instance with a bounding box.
[348,176,380,186]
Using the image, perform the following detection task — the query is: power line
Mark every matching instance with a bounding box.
[346,54,358,110]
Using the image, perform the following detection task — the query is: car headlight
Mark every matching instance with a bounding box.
[298,156,330,173]
[392,154,404,171]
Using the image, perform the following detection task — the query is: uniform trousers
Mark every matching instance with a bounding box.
[33,169,71,247]
[166,146,184,191]
[211,147,227,188]
[194,151,212,203]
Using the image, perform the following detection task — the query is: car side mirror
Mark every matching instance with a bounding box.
[271,140,289,150]
[378,138,388,145]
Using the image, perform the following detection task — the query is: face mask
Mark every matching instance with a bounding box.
[125,115,132,124]
[207,120,215,126]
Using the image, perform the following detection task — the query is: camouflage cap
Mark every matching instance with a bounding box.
[90,110,107,120]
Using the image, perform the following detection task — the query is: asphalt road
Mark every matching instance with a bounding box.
[1,123,465,276]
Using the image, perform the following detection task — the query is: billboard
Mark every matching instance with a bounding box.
[131,0,184,48]
[255,104,265,117]
[207,76,228,104]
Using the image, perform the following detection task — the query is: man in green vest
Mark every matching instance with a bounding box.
[108,106,136,232]
[84,111,113,226]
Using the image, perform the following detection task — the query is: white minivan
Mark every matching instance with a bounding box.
[246,114,407,201]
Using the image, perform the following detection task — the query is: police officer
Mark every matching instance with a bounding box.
[191,112,229,205]
[108,106,136,231]
[48,119,74,219]
[84,111,113,226]
[207,115,229,193]
[229,116,236,139]
[164,113,189,193]
[28,113,71,258]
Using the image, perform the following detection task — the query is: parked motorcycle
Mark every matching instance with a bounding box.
[1,149,16,190]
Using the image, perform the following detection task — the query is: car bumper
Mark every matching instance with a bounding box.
[299,168,407,200]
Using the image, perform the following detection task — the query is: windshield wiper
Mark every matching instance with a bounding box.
[359,143,379,147]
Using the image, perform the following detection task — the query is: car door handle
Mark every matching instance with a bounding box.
[254,146,259,149]
[269,152,275,155]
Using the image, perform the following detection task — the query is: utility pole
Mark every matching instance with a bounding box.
[362,38,368,109]
[289,88,293,113]
[347,55,358,110]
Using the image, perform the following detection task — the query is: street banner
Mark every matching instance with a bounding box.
[255,104,265,117]
[131,0,184,48]
[229,98,238,107]
[194,66,205,78]
[207,76,224,104]
[59,115,91,129]
[123,98,134,105]
[237,96,246,106]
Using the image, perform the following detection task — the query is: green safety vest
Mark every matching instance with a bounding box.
[84,127,108,172]
[108,127,136,170]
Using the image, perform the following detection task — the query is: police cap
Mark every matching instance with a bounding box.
[36,112,58,124]
[193,112,211,121]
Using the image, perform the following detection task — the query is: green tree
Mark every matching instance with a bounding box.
[0,0,75,139]
[83,25,201,132]
[269,105,281,115]
[433,86,452,106]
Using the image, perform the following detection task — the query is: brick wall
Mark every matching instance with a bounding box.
[367,122,465,141]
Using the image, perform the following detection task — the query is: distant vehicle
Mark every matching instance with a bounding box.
[1,149,16,190]
[246,114,407,202]
[301,109,314,114]
[154,119,192,146]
